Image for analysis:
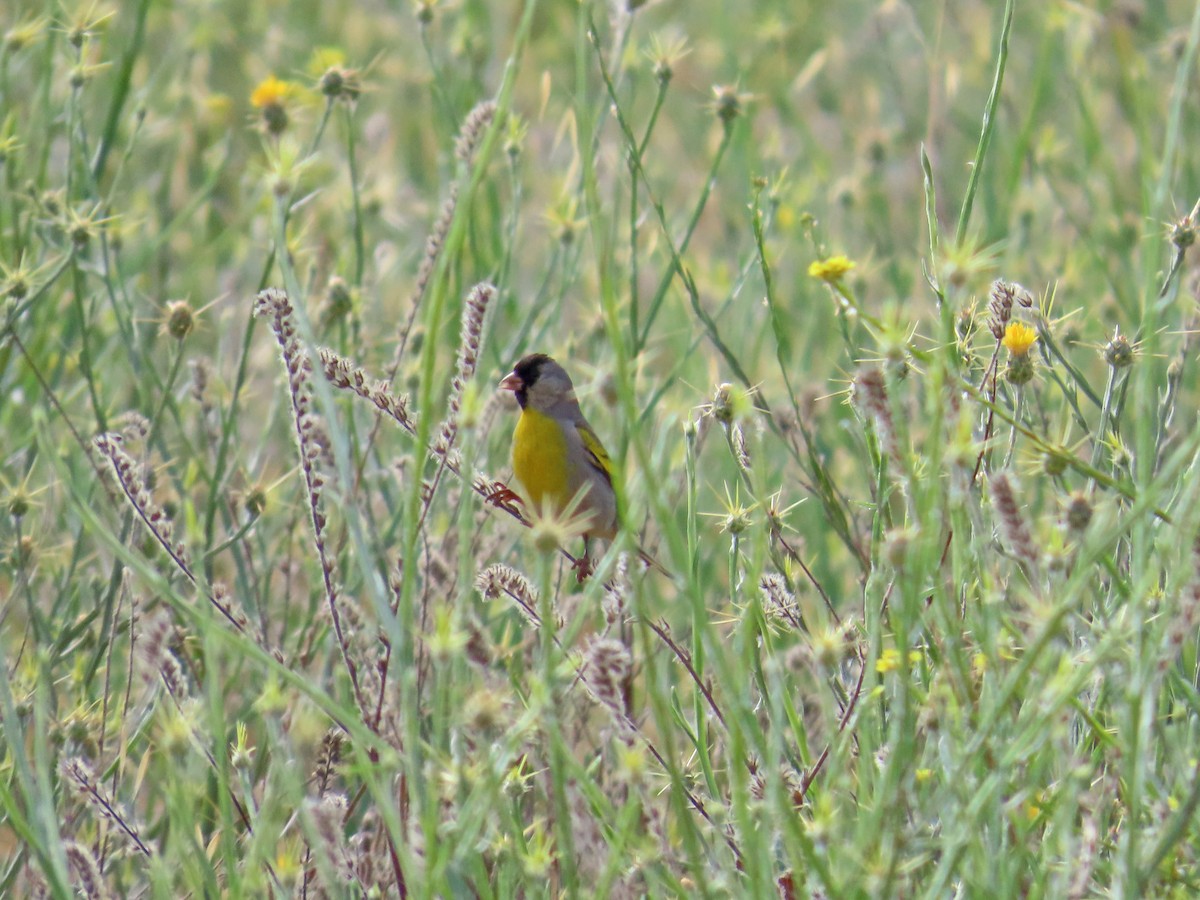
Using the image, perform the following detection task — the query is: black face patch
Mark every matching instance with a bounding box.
[511,353,552,409]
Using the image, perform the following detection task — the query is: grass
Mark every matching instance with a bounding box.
[3,0,1200,896]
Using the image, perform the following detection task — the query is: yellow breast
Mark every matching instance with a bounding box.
[512,407,571,510]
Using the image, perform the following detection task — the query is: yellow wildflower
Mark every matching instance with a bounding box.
[307,47,346,76]
[1001,321,1038,357]
[251,76,296,135]
[808,254,856,283]
[875,647,900,674]
[250,76,294,109]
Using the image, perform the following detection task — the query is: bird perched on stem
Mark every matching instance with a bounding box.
[497,353,667,580]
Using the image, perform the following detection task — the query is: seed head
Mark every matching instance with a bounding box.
[244,484,268,518]
[454,100,497,164]
[5,17,47,52]
[986,280,1032,339]
[1103,331,1134,369]
[1171,216,1196,250]
[810,621,855,669]
[712,84,745,125]
[581,637,631,720]
[647,34,689,86]
[319,65,360,102]
[165,299,195,340]
[989,472,1039,571]
[1041,448,1069,477]
[6,488,31,520]
[1063,491,1093,534]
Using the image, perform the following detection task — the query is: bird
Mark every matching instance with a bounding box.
[497,353,666,579]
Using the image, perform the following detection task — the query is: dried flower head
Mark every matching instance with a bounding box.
[455,100,497,164]
[434,282,495,458]
[64,841,107,900]
[313,730,344,795]
[475,563,543,626]
[851,365,900,464]
[701,381,755,426]
[989,472,1039,574]
[94,432,191,573]
[986,280,1032,339]
[602,553,630,625]
[60,756,154,857]
[760,572,801,628]
[308,793,354,885]
[581,637,631,721]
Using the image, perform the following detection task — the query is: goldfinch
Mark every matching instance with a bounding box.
[498,353,666,577]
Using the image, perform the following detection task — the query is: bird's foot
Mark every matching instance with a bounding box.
[572,555,596,584]
[484,482,524,516]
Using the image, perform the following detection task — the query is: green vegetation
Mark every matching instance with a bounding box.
[3,0,1200,895]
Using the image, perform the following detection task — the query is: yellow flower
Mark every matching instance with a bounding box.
[307,46,346,76]
[250,76,294,109]
[251,77,297,135]
[875,647,900,674]
[808,254,856,283]
[1002,321,1038,357]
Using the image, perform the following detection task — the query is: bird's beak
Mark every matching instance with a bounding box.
[498,372,522,392]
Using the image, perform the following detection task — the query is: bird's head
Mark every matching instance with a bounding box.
[499,353,576,411]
